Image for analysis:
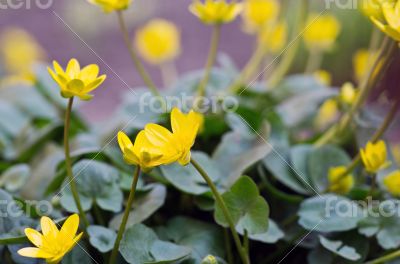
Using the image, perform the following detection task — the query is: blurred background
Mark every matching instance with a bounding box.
[0,0,373,122]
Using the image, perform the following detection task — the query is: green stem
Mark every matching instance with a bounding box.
[64,97,89,229]
[93,202,105,226]
[224,229,234,264]
[190,159,250,264]
[117,11,160,97]
[305,49,322,74]
[109,166,141,264]
[244,229,249,255]
[366,249,400,264]
[197,25,221,97]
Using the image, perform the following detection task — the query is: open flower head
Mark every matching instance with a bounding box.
[383,170,400,196]
[258,21,287,53]
[87,0,132,13]
[328,166,354,195]
[136,19,181,65]
[303,14,341,51]
[118,131,172,171]
[18,214,83,264]
[360,0,383,19]
[360,140,391,173]
[189,0,243,25]
[371,0,400,41]
[242,0,280,32]
[144,108,203,166]
[48,59,106,101]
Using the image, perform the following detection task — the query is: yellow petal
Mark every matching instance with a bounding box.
[53,60,65,76]
[40,216,59,237]
[83,74,106,93]
[66,58,80,79]
[79,64,99,81]
[118,131,134,152]
[18,247,54,259]
[25,228,43,248]
[59,214,79,242]
[144,123,175,146]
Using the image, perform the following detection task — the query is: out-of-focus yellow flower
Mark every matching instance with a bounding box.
[202,255,218,264]
[383,170,400,196]
[242,0,280,32]
[87,0,131,13]
[18,214,83,264]
[360,0,383,19]
[371,0,400,41]
[0,27,45,84]
[47,59,106,101]
[360,140,391,173]
[339,82,358,105]
[118,131,172,171]
[258,21,287,53]
[314,98,339,129]
[189,0,243,25]
[144,107,202,166]
[328,166,354,195]
[353,49,378,82]
[313,70,332,86]
[135,19,181,65]
[303,14,341,51]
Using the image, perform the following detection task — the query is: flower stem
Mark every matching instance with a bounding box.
[64,97,89,229]
[366,249,400,264]
[197,25,221,97]
[223,229,234,264]
[109,166,141,264]
[190,159,250,264]
[304,49,322,74]
[116,11,160,97]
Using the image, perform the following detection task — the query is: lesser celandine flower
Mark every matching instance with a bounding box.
[258,21,287,53]
[242,0,280,32]
[371,0,400,41]
[189,0,243,25]
[360,140,391,173]
[383,170,400,196]
[303,14,341,51]
[328,166,354,195]
[135,19,181,65]
[18,214,83,264]
[360,0,383,19]
[353,49,378,82]
[47,59,106,100]
[144,107,203,166]
[340,82,358,105]
[87,0,132,13]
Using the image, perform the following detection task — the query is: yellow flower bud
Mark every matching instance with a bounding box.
[360,140,391,174]
[353,49,378,83]
[258,21,287,53]
[242,0,280,33]
[314,98,339,129]
[135,19,181,65]
[202,255,218,264]
[339,82,358,105]
[328,166,354,195]
[303,14,341,51]
[383,170,400,196]
[313,70,332,86]
[189,0,243,25]
[87,0,132,13]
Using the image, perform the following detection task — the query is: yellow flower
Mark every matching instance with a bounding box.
[360,0,382,19]
[314,98,339,129]
[360,140,391,173]
[258,21,287,53]
[242,0,280,32]
[339,82,358,105]
[87,0,131,13]
[383,170,400,196]
[328,166,354,195]
[118,131,173,171]
[189,0,243,25]
[353,49,378,83]
[313,70,332,86]
[371,0,400,41]
[0,27,45,84]
[135,19,181,65]
[303,14,341,51]
[18,214,83,264]
[144,108,202,166]
[47,59,106,100]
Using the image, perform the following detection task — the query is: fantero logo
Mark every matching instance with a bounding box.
[0,0,53,10]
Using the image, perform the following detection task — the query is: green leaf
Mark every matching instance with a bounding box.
[298,194,364,232]
[61,242,92,264]
[214,176,269,235]
[319,236,361,261]
[120,224,191,264]
[60,160,123,213]
[0,164,30,192]
[237,219,284,244]
[161,151,221,195]
[109,184,166,230]
[88,225,116,253]
[308,145,351,192]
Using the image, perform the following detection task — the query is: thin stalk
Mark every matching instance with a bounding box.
[160,61,178,88]
[64,97,89,229]
[366,249,400,264]
[117,11,160,97]
[93,202,105,226]
[244,229,249,256]
[190,159,250,264]
[224,229,234,264]
[198,25,221,97]
[109,166,141,264]
[305,49,322,74]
